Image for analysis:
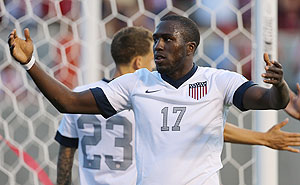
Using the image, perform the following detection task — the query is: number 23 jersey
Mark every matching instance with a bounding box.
[55,80,136,185]
[91,66,252,185]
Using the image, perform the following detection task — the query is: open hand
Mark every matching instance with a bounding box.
[261,53,284,87]
[265,118,300,153]
[285,83,300,120]
[8,28,33,64]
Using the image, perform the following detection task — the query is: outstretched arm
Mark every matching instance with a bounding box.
[224,119,300,153]
[243,53,290,110]
[8,28,100,114]
[57,145,77,185]
[285,83,300,120]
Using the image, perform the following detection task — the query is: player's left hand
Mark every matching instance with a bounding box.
[261,53,284,87]
[264,118,300,153]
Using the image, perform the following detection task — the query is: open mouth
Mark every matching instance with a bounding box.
[154,54,166,63]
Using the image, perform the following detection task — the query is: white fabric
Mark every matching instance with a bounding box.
[202,172,220,185]
[100,66,248,185]
[58,80,137,185]
[22,56,35,70]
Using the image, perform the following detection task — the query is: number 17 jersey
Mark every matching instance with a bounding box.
[55,80,136,185]
[91,66,252,185]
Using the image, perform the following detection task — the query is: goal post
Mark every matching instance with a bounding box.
[80,0,101,84]
[253,0,278,184]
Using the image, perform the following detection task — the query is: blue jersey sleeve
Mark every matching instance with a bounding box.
[90,72,139,117]
[90,87,117,119]
[55,131,78,148]
[233,81,257,111]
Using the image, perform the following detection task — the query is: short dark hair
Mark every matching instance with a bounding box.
[111,26,153,65]
[160,14,200,49]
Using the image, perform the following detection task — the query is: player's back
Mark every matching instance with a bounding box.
[56,79,136,185]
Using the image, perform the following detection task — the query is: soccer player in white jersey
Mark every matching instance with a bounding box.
[50,26,300,184]
[8,14,291,185]
[55,27,155,185]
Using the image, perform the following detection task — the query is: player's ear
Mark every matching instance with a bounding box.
[186,42,196,56]
[132,56,142,70]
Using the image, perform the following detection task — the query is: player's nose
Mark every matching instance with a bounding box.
[153,38,164,51]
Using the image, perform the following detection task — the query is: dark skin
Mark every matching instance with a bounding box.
[153,21,196,80]
[8,20,289,113]
[8,29,98,114]
[152,20,289,109]
[243,53,290,109]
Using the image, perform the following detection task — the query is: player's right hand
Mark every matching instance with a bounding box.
[8,28,34,65]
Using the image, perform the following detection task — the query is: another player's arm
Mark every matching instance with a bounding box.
[284,83,300,120]
[224,120,300,153]
[57,145,77,185]
[242,53,290,110]
[8,28,100,114]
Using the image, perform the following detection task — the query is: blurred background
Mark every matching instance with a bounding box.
[0,0,299,184]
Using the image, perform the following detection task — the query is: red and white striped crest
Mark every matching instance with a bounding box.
[189,81,207,100]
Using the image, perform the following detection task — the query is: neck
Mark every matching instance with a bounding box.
[160,63,196,89]
[113,64,136,79]
[165,60,194,81]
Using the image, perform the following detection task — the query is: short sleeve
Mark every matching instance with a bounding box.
[233,81,257,111]
[90,72,138,118]
[215,70,248,106]
[55,114,79,148]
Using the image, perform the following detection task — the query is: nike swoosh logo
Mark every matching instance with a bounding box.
[145,89,161,93]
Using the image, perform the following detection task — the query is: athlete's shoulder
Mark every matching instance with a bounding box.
[73,80,108,92]
[134,68,161,80]
[198,66,245,78]
[122,68,160,85]
[198,66,228,74]
[134,68,153,76]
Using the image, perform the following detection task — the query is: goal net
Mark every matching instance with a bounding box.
[0,0,258,184]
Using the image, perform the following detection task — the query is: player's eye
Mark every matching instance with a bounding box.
[165,38,172,42]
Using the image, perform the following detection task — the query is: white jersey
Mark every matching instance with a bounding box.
[55,80,137,185]
[91,65,253,185]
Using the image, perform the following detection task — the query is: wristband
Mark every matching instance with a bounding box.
[22,56,35,70]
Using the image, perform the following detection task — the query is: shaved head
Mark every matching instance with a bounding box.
[160,14,200,49]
